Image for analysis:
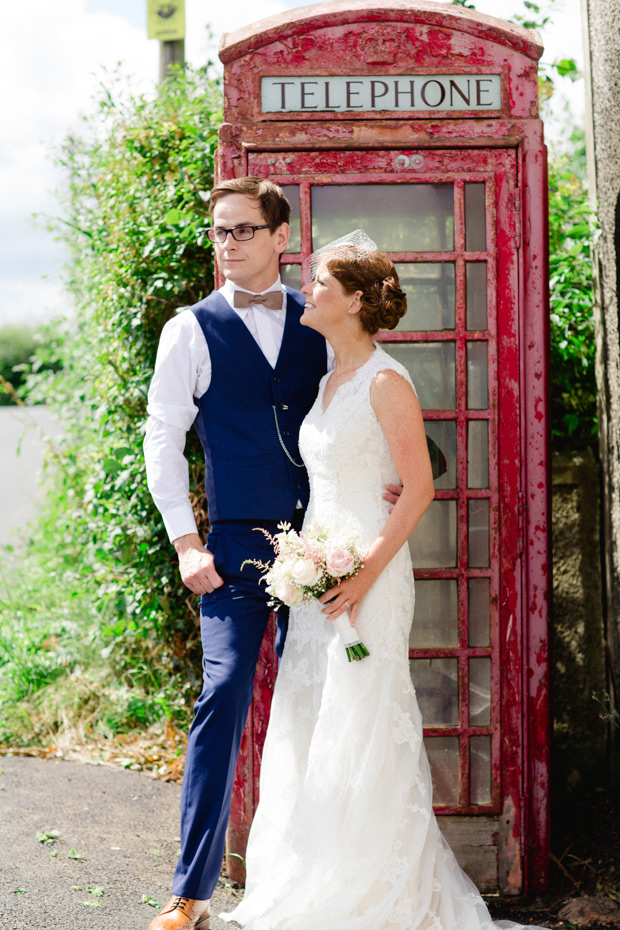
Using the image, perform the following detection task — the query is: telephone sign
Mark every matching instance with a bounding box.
[261,73,502,113]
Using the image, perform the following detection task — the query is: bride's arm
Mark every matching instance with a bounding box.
[319,368,434,625]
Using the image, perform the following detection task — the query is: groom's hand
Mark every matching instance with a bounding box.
[383,483,403,511]
[174,533,224,595]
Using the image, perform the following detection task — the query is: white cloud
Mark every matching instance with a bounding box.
[0,0,160,326]
[1,2,156,145]
[0,0,297,326]
[186,0,285,67]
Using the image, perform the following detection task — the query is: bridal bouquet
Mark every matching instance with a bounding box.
[243,521,370,662]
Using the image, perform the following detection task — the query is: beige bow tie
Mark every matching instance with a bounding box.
[233,290,283,311]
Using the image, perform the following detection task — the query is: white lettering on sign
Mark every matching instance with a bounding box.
[261,74,501,114]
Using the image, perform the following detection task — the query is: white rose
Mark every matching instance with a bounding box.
[290,557,322,586]
[276,554,297,577]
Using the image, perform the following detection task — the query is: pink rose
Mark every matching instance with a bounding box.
[325,547,355,578]
[274,579,304,607]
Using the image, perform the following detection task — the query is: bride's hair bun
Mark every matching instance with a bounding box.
[325,251,407,335]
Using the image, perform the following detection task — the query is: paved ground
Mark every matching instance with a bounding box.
[0,406,61,548]
[2,754,620,929]
[0,756,240,930]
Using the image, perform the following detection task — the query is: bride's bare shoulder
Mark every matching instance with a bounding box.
[370,366,417,411]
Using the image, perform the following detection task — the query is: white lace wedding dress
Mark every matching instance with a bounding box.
[221,345,548,930]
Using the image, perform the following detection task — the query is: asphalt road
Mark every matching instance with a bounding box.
[0,756,240,930]
[0,406,61,548]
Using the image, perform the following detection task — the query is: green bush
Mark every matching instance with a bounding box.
[0,65,222,747]
[0,325,49,405]
[548,154,597,450]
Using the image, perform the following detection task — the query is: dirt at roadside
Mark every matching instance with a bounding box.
[487,782,620,929]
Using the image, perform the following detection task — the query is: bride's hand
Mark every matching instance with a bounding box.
[318,566,376,627]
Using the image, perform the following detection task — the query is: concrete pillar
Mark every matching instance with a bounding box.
[582,0,620,727]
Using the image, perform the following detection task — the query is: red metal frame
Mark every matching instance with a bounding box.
[219,0,549,896]
[253,150,514,815]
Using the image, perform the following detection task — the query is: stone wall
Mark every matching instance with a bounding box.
[551,450,608,792]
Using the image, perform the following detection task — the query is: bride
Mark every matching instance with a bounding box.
[222,233,549,930]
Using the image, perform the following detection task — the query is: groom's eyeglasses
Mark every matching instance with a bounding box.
[206,224,271,243]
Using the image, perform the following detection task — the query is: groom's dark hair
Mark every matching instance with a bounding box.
[209,177,291,232]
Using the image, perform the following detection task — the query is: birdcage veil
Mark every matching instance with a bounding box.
[306,229,378,280]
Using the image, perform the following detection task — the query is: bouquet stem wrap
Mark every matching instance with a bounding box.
[332,612,371,663]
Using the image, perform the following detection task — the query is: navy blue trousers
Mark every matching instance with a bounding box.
[172,516,301,899]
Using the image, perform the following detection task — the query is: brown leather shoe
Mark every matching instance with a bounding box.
[147,895,210,930]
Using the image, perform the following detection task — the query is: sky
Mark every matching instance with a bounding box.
[0,0,585,327]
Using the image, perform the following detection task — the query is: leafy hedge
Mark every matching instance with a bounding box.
[548,154,597,449]
[0,325,61,405]
[0,67,222,744]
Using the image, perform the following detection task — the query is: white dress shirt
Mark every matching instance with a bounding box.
[144,277,334,542]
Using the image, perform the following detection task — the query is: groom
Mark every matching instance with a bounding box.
[144,178,407,930]
[143,177,331,930]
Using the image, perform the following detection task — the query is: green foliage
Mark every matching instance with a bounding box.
[0,324,59,406]
[451,0,581,97]
[0,518,178,745]
[0,65,222,747]
[548,156,597,449]
[449,1,595,449]
[511,0,554,30]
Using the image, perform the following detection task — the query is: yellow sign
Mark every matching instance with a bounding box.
[147,0,185,41]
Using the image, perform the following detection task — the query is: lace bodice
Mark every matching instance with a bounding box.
[300,344,415,547]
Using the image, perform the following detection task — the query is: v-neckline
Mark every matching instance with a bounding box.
[320,346,378,414]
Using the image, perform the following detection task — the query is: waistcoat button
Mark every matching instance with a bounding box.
[273,376,281,384]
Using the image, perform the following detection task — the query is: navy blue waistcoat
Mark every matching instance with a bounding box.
[191,288,328,523]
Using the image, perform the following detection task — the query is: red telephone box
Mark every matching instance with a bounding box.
[218,0,550,897]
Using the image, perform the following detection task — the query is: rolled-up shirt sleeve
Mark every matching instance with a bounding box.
[144,310,211,542]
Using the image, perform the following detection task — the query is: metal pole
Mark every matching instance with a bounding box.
[159,39,185,83]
